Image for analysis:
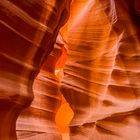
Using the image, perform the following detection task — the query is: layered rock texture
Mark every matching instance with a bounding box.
[61,0,140,139]
[0,0,140,140]
[16,34,68,140]
[0,0,71,139]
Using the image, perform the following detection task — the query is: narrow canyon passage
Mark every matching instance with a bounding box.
[0,0,140,140]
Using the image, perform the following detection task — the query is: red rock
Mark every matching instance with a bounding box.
[0,0,71,139]
[61,0,140,139]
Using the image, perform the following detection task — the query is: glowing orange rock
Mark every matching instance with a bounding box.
[16,34,69,140]
[61,0,140,139]
[0,0,71,139]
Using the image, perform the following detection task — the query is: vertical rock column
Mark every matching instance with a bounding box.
[17,34,68,140]
[61,0,140,139]
[0,0,71,140]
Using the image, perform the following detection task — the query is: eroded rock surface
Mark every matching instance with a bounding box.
[0,0,71,139]
[17,34,68,140]
[61,0,140,139]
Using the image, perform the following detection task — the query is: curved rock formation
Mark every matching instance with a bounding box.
[61,0,140,139]
[1,0,140,139]
[0,0,71,139]
[16,34,68,140]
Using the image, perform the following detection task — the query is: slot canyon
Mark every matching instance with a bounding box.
[0,0,140,140]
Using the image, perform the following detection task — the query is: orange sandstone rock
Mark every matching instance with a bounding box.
[16,34,69,140]
[61,0,140,139]
[0,0,71,139]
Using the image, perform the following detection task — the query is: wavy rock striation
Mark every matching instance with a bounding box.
[61,0,140,139]
[16,34,68,140]
[0,0,71,139]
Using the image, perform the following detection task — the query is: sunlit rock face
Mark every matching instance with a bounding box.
[16,34,68,140]
[0,0,71,139]
[61,0,140,139]
[1,0,140,140]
